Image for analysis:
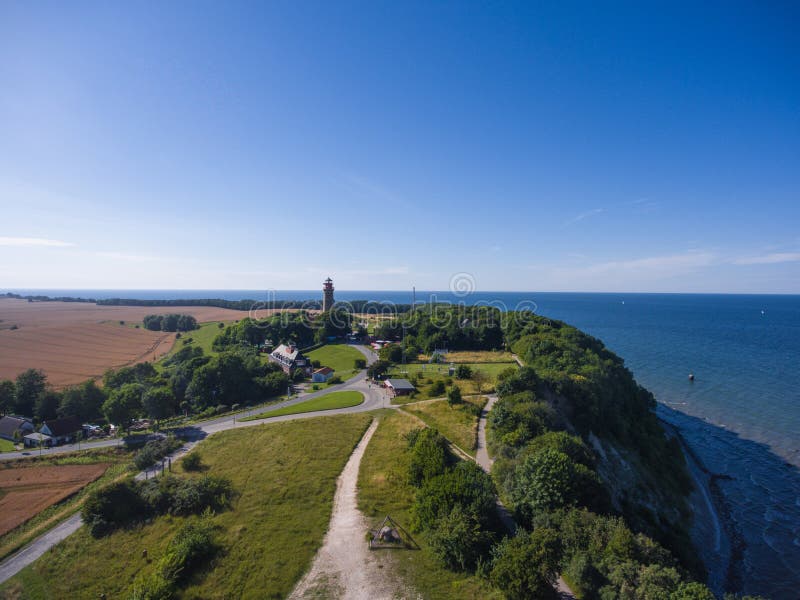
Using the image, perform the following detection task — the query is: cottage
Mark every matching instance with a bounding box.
[269,344,312,376]
[24,432,53,448]
[0,415,34,442]
[40,416,82,445]
[384,378,416,397]
[312,367,335,383]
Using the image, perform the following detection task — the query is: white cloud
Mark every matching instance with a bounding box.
[95,251,158,262]
[732,252,800,265]
[0,236,75,247]
[563,208,604,226]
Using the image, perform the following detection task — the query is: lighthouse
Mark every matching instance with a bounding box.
[322,277,335,312]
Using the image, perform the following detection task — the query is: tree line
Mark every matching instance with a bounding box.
[143,314,199,332]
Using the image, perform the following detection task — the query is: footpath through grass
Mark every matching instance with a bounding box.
[402,396,488,457]
[357,410,502,600]
[240,390,364,421]
[1,413,372,600]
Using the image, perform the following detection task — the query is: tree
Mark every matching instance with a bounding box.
[35,389,61,421]
[103,383,144,430]
[490,528,562,600]
[367,360,390,380]
[407,428,451,486]
[354,358,367,369]
[0,379,15,415]
[447,385,463,406]
[413,461,496,531]
[14,369,47,417]
[143,386,176,423]
[508,449,578,524]
[671,582,716,600]
[58,380,106,421]
[455,364,473,379]
[471,369,489,395]
[428,506,494,571]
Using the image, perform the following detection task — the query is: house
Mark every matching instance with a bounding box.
[312,367,335,383]
[0,415,34,442]
[40,416,82,445]
[385,378,416,397]
[24,432,53,448]
[269,344,312,376]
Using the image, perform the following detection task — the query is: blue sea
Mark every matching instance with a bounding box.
[8,289,800,598]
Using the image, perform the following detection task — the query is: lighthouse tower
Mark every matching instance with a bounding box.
[322,277,335,312]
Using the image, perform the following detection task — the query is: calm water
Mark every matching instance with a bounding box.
[8,289,800,597]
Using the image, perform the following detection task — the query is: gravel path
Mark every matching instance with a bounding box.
[290,419,412,600]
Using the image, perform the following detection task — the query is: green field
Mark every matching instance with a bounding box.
[306,344,364,382]
[388,362,516,400]
[402,396,487,457]
[0,439,15,452]
[240,390,364,421]
[163,321,231,360]
[1,414,372,600]
[357,411,502,600]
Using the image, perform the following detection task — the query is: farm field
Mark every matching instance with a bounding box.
[402,396,487,457]
[0,299,256,387]
[0,463,110,537]
[420,350,516,363]
[357,410,502,599]
[0,414,372,600]
[240,390,364,420]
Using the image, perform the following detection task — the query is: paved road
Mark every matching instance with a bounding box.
[0,345,389,585]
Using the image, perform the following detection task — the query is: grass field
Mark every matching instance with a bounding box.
[419,350,516,363]
[0,439,15,453]
[240,390,364,420]
[388,362,516,400]
[164,321,230,358]
[402,396,487,457]
[0,414,372,600]
[357,411,502,600]
[306,344,364,382]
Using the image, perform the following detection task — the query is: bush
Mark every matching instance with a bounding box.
[406,428,451,487]
[328,375,343,384]
[133,435,182,471]
[354,358,367,369]
[455,364,473,379]
[446,385,463,406]
[83,481,146,537]
[181,452,203,471]
[490,528,562,600]
[428,506,495,571]
[413,461,496,531]
[429,381,446,396]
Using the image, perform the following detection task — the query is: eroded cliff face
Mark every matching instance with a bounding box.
[544,385,703,577]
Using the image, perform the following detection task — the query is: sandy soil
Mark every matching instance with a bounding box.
[290,419,414,600]
[0,298,268,387]
[0,463,110,537]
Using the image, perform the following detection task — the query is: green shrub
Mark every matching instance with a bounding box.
[412,461,496,531]
[490,528,562,600]
[406,428,450,487]
[181,452,203,471]
[133,435,182,471]
[429,380,446,396]
[83,480,146,537]
[354,358,367,369]
[328,375,343,384]
[446,385,462,406]
[455,364,472,379]
[428,505,494,571]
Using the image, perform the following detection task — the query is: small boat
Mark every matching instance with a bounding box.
[688,373,695,382]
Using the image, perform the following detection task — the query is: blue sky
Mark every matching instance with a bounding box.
[1,1,798,293]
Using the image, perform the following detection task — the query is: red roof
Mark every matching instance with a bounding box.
[314,367,334,375]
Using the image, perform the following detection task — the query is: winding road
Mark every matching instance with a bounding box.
[0,345,388,585]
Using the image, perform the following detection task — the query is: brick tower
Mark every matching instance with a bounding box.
[322,277,335,312]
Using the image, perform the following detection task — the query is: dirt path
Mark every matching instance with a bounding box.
[290,419,412,600]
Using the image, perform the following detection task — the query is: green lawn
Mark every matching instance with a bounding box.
[402,396,488,457]
[240,390,364,421]
[388,362,517,400]
[1,414,373,600]
[306,343,364,382]
[163,321,231,359]
[357,411,503,600]
[0,439,15,452]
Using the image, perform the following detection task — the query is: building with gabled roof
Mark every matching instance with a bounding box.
[269,344,312,376]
